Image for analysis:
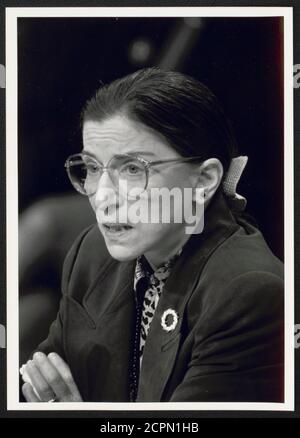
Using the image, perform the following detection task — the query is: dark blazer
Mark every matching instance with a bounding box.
[37,192,284,402]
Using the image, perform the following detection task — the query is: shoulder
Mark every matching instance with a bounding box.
[188,221,284,322]
[203,220,283,287]
[61,223,113,296]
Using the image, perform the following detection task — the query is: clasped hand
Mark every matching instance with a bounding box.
[20,352,82,402]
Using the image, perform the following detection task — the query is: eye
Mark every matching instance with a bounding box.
[126,164,141,174]
[84,160,99,175]
[120,162,144,176]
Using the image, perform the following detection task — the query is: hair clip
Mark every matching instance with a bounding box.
[223,156,248,212]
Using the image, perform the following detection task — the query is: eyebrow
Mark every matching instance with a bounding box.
[82,150,158,160]
[125,151,157,158]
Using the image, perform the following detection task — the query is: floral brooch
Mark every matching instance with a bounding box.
[161,308,179,332]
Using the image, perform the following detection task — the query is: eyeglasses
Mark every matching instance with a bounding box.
[64,152,203,197]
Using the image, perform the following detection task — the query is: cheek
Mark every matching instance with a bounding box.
[136,221,183,242]
[153,169,191,190]
[88,195,96,212]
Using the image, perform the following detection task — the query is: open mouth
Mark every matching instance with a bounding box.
[103,224,133,233]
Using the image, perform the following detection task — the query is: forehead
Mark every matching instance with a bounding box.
[82,114,179,159]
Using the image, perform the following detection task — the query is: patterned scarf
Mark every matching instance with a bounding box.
[133,250,182,369]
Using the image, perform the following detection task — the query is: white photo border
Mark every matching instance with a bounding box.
[6,6,295,411]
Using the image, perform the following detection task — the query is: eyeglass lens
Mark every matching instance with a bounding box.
[67,155,148,196]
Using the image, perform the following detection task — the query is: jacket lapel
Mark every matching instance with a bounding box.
[83,258,136,325]
[137,192,240,401]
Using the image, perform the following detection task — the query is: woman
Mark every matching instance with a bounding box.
[21,68,284,403]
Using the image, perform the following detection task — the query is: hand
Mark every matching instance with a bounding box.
[21,352,82,402]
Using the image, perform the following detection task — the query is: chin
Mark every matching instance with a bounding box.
[105,243,141,262]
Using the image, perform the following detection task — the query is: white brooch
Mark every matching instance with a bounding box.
[161,309,179,332]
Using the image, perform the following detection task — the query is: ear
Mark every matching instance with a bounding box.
[191,158,224,204]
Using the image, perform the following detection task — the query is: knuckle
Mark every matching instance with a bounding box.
[26,359,34,367]
[26,360,36,372]
[49,374,61,387]
[48,352,58,361]
[38,382,50,394]
[63,374,73,385]
[33,351,46,363]
[25,361,34,374]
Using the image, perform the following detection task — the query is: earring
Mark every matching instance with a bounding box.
[194,188,206,203]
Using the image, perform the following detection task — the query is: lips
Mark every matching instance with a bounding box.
[102,223,133,233]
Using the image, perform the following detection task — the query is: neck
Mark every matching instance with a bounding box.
[144,234,189,270]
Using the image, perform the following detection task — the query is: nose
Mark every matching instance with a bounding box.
[93,169,119,213]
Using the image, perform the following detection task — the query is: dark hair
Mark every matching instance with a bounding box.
[81,67,238,172]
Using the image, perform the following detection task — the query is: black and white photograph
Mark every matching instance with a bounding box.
[4,6,295,413]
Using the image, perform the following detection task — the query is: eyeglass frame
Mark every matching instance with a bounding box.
[64,151,203,197]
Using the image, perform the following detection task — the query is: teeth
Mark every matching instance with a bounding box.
[105,224,131,232]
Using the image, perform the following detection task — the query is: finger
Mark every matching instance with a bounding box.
[47,352,82,401]
[32,352,70,401]
[22,382,41,402]
[25,360,56,402]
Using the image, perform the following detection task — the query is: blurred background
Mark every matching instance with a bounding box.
[18,16,284,364]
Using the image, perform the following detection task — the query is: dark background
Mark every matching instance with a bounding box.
[18,15,284,259]
[0,0,298,423]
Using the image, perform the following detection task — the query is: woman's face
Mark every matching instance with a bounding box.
[83,114,199,267]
